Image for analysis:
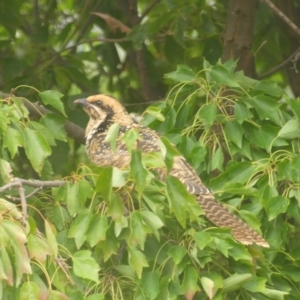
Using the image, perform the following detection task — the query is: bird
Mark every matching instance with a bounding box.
[75,94,269,247]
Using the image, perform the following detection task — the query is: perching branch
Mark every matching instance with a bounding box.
[0,178,66,220]
[260,0,300,37]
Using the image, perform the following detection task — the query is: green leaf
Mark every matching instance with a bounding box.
[141,210,164,240]
[198,104,217,127]
[223,273,252,293]
[66,180,93,216]
[164,65,196,82]
[234,102,253,124]
[112,168,128,187]
[210,65,240,87]
[210,147,224,172]
[128,246,149,279]
[1,220,31,284]
[96,167,112,201]
[72,250,100,282]
[68,209,92,248]
[45,220,58,258]
[104,123,120,152]
[264,196,290,221]
[114,264,135,279]
[3,127,23,158]
[286,97,300,120]
[40,113,67,141]
[141,271,160,300]
[194,232,213,250]
[49,290,69,300]
[0,198,22,219]
[29,121,56,146]
[168,245,187,264]
[210,162,254,191]
[130,149,148,196]
[277,119,300,139]
[23,127,52,174]
[225,120,244,148]
[222,182,257,196]
[0,112,9,133]
[107,193,124,222]
[253,80,284,97]
[227,242,252,261]
[39,90,66,116]
[145,106,165,121]
[28,234,52,263]
[238,210,263,234]
[242,276,266,292]
[121,128,142,152]
[251,95,280,123]
[249,124,288,152]
[166,176,194,228]
[129,211,147,250]
[182,266,200,300]
[0,159,12,183]
[86,215,108,247]
[100,234,119,261]
[262,289,289,300]
[20,281,39,300]
[114,215,128,237]
[159,136,180,171]
[1,248,13,285]
[200,277,214,300]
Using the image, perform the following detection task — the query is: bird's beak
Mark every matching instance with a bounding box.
[74,98,87,106]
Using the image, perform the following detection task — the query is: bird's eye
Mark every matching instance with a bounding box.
[96,101,103,106]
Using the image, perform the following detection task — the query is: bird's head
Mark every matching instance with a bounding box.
[75,94,133,135]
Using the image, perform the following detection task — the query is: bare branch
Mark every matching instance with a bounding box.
[92,12,131,33]
[258,46,300,79]
[260,0,300,37]
[0,178,65,193]
[6,187,43,201]
[0,178,65,221]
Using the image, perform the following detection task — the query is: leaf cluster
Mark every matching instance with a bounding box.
[1,61,300,299]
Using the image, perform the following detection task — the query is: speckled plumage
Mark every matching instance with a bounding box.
[75,94,269,247]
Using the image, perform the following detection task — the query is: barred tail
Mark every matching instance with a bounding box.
[196,194,269,247]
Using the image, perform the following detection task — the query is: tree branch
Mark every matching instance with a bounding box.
[258,46,300,79]
[260,0,300,37]
[0,178,65,193]
[0,178,66,220]
[222,0,258,78]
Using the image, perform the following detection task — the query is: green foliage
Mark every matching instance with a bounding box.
[1,1,300,297]
[1,60,300,299]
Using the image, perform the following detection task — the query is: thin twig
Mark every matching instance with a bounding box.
[6,187,43,201]
[260,0,300,37]
[258,46,300,79]
[0,178,65,192]
[140,0,161,21]
[0,178,66,221]
[124,99,161,107]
